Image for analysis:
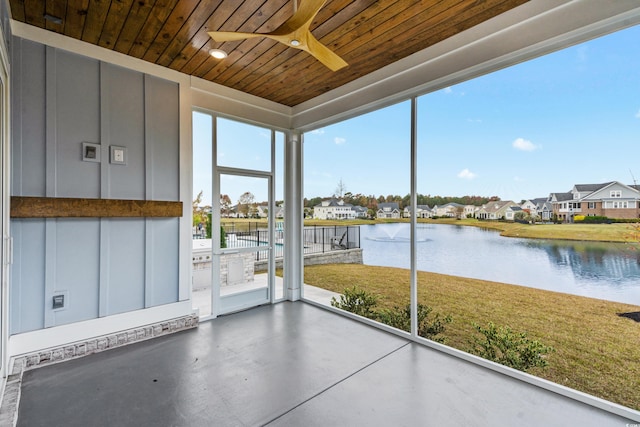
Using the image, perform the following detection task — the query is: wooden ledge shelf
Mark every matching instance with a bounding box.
[10,197,183,218]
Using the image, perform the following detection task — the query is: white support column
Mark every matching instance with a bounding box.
[410,97,418,337]
[284,130,303,301]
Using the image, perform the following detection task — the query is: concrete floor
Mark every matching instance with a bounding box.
[17,302,635,427]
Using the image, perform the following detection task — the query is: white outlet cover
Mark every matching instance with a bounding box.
[110,146,127,165]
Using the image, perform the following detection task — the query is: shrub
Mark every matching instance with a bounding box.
[206,213,212,238]
[574,215,585,222]
[205,213,227,248]
[468,322,554,372]
[330,286,378,318]
[377,304,452,343]
[612,218,640,223]
[580,215,611,224]
[220,226,227,249]
[331,289,452,342]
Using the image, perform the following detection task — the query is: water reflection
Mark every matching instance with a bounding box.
[359,223,640,304]
[531,240,640,286]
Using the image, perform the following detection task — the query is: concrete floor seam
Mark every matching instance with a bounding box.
[261,341,412,426]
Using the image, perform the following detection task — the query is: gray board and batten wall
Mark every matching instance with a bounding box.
[10,37,181,334]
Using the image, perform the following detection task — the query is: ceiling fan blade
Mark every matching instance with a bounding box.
[305,33,348,71]
[271,0,327,36]
[208,31,264,43]
[207,0,347,72]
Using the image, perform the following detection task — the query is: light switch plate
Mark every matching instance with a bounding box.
[110,146,127,165]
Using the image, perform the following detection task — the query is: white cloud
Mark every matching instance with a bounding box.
[512,137,539,152]
[311,129,325,135]
[635,109,640,119]
[577,45,588,62]
[457,168,477,180]
[467,118,482,123]
[334,137,346,145]
[443,87,465,96]
[513,176,524,182]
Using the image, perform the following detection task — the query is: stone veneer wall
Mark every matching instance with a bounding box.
[254,248,363,272]
[11,313,199,373]
[193,252,254,290]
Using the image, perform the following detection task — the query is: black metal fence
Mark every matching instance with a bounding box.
[302,225,360,254]
[217,225,360,261]
[221,221,267,234]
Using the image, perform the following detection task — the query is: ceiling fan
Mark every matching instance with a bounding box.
[208,0,348,71]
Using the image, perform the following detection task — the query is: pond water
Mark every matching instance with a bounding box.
[360,223,640,305]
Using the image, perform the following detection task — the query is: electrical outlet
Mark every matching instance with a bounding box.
[52,291,68,311]
[110,146,127,165]
[53,294,65,309]
[82,142,100,163]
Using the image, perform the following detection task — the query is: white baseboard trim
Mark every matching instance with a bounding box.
[9,301,195,357]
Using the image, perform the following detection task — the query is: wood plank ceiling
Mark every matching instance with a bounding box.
[9,0,528,107]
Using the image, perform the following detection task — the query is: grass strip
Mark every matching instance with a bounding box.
[303,263,640,410]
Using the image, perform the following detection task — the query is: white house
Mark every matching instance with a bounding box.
[352,206,369,218]
[433,203,464,218]
[521,198,553,221]
[377,202,401,219]
[255,203,269,218]
[403,205,433,218]
[313,199,356,220]
[463,205,479,218]
[505,206,523,221]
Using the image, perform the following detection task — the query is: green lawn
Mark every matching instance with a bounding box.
[303,263,640,411]
[420,218,640,243]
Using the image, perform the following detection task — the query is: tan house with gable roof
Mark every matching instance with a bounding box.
[475,201,520,220]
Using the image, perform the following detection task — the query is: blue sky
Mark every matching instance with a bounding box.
[195,24,640,205]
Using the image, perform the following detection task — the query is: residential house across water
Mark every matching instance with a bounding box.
[313,198,357,220]
[549,181,640,221]
[403,205,433,218]
[377,202,401,219]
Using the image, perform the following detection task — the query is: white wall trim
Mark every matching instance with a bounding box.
[179,77,193,302]
[0,11,10,379]
[191,77,292,131]
[8,301,194,357]
[10,20,190,87]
